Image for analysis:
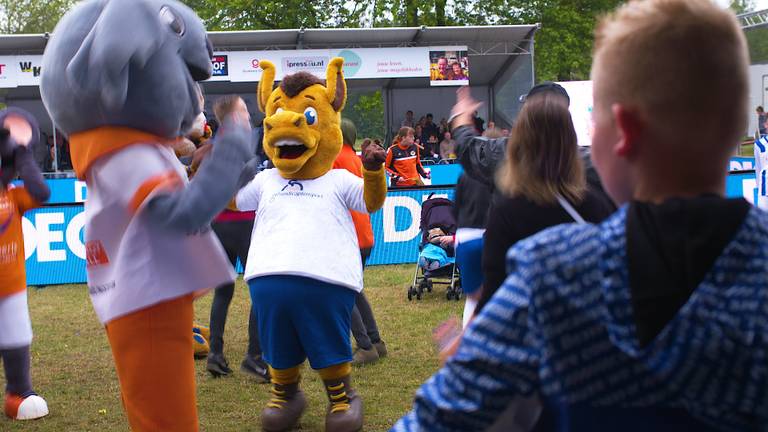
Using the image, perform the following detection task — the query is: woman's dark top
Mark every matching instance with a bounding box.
[477,189,615,312]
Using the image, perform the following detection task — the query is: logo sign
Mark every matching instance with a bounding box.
[211,55,228,77]
[0,64,5,75]
[282,56,328,74]
[337,50,362,77]
[251,59,260,70]
[19,61,41,77]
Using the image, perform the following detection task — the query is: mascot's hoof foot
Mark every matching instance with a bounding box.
[241,355,271,383]
[4,394,49,420]
[261,383,306,432]
[207,352,232,377]
[193,333,210,359]
[323,376,363,432]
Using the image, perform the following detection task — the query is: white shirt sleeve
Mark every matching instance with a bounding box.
[236,171,264,211]
[335,170,367,213]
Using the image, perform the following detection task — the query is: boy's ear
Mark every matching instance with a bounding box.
[612,104,644,158]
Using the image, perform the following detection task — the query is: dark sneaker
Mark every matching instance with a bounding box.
[207,352,232,377]
[241,355,271,383]
[373,340,388,358]
[352,347,379,365]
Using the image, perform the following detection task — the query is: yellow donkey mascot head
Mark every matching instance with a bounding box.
[257,57,349,180]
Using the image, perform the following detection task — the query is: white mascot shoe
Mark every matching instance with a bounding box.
[5,394,49,420]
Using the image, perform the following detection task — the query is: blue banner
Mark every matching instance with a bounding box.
[23,186,456,285]
[21,164,755,285]
[368,187,454,266]
[425,164,462,186]
[22,205,86,286]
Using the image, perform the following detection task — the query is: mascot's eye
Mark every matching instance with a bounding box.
[274,108,284,115]
[304,107,318,126]
[159,5,185,36]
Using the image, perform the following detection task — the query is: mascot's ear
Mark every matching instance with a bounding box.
[326,57,346,113]
[66,0,164,111]
[257,60,276,113]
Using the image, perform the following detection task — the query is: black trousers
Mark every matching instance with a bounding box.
[209,220,260,357]
[350,248,382,350]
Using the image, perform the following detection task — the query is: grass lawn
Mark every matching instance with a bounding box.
[0,265,462,431]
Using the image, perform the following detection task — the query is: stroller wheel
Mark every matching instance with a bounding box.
[416,291,422,300]
[408,290,413,301]
[446,291,452,300]
[426,280,433,292]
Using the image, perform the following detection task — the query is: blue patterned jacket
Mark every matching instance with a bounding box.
[393,206,768,431]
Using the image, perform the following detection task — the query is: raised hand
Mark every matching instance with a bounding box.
[361,140,386,171]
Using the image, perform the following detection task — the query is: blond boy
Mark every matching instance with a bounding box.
[393,0,765,430]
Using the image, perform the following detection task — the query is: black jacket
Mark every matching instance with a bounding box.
[477,190,615,312]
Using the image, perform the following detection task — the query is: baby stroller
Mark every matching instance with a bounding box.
[408,194,462,301]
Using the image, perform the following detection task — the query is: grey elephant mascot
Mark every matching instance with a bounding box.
[40,1,253,430]
[0,108,50,421]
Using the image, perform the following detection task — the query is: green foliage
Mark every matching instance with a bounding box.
[730,0,754,14]
[746,27,768,64]
[0,0,75,34]
[180,0,368,29]
[344,90,385,141]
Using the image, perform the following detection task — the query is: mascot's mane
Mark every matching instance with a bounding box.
[280,72,324,98]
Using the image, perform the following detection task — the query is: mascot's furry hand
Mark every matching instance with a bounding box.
[361,140,386,171]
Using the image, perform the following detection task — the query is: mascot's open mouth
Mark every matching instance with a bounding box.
[274,139,308,160]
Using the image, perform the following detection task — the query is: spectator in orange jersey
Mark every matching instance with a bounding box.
[385,127,430,187]
[334,119,388,365]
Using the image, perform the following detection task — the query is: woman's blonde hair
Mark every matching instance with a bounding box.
[496,93,585,205]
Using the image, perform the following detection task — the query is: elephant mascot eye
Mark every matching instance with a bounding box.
[159,5,185,36]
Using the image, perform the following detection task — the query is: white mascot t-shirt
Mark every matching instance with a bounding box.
[237,168,367,292]
[85,144,235,324]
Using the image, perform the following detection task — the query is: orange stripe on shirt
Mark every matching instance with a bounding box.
[128,171,183,214]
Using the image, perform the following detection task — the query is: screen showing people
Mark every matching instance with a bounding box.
[429,50,469,86]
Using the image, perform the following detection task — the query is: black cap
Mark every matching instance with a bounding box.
[519,82,570,106]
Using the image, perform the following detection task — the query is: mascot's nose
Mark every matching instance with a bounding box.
[264,112,304,131]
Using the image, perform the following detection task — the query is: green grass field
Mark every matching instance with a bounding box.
[0,265,462,431]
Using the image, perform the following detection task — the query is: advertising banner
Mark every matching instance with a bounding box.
[0,48,467,88]
[219,47,437,83]
[22,182,456,285]
[21,167,755,285]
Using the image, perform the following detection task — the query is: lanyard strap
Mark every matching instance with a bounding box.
[556,194,586,224]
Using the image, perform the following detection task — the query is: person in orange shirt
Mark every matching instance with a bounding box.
[334,119,387,365]
[0,108,50,420]
[385,127,430,187]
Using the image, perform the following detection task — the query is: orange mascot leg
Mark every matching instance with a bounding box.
[105,294,197,432]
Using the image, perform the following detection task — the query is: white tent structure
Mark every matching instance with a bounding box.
[0,25,537,170]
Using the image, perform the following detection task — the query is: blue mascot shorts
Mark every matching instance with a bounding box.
[248,275,356,370]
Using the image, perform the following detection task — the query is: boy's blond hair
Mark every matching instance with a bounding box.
[592,0,748,149]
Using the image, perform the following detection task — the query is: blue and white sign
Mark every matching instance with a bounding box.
[368,187,454,266]
[23,183,456,285]
[23,205,86,285]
